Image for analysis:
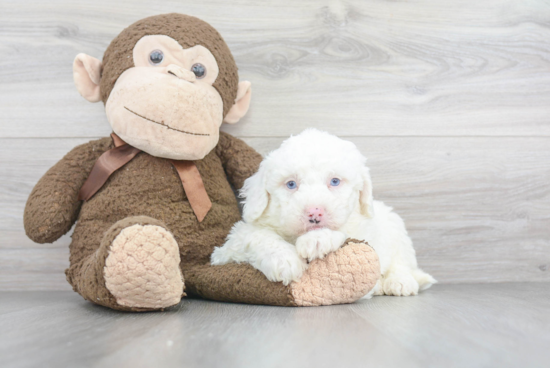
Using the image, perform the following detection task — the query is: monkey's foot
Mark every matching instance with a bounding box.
[289,239,380,306]
[104,223,184,309]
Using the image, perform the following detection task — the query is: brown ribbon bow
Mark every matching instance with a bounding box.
[78,133,212,222]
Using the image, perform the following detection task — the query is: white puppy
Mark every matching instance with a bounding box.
[211,129,436,296]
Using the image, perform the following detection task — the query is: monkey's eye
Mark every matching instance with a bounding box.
[286,181,298,190]
[330,178,341,187]
[149,50,164,65]
[191,63,206,79]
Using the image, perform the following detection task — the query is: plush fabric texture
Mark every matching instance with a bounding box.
[186,239,378,307]
[100,13,239,118]
[24,138,110,244]
[69,216,170,312]
[25,132,263,311]
[290,240,380,306]
[184,264,297,307]
[105,222,184,309]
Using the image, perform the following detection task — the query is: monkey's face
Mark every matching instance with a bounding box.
[73,14,252,161]
[105,35,223,160]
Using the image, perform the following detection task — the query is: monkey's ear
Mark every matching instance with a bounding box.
[223,81,252,124]
[73,53,102,103]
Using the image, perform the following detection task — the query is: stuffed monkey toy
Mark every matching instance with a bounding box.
[24,14,380,311]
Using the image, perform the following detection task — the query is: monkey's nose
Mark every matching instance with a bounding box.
[166,64,196,83]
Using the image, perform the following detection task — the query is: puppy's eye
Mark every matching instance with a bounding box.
[286,181,297,190]
[149,50,164,65]
[191,63,207,79]
[330,178,341,187]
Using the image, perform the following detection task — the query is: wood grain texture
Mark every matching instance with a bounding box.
[1,137,549,290]
[2,284,550,368]
[1,0,550,138]
[1,0,549,290]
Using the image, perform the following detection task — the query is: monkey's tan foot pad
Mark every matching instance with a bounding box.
[290,240,380,306]
[104,224,184,309]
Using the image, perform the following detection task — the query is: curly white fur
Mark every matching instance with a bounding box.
[211,129,436,296]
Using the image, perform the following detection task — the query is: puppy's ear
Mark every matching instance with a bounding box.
[241,164,269,223]
[359,167,375,218]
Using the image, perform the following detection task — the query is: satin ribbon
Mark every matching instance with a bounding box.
[78,133,212,222]
[171,160,212,223]
[78,135,140,202]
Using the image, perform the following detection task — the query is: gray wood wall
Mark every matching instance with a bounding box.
[1,0,549,290]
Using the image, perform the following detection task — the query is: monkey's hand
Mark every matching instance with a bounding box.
[24,138,111,243]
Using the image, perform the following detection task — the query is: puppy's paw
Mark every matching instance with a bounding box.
[257,247,307,286]
[296,229,347,262]
[210,246,229,265]
[383,273,419,296]
[372,280,385,296]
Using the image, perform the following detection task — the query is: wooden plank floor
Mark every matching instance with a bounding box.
[2,283,549,368]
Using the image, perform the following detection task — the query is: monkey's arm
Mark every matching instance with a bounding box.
[184,238,380,307]
[216,131,263,190]
[24,137,112,243]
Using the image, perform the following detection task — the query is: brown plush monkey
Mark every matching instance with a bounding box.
[24,14,379,311]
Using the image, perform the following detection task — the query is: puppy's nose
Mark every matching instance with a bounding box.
[306,207,324,224]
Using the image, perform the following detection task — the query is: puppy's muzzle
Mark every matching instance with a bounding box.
[307,207,324,224]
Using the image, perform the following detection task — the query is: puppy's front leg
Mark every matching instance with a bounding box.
[295,229,347,262]
[211,222,307,285]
